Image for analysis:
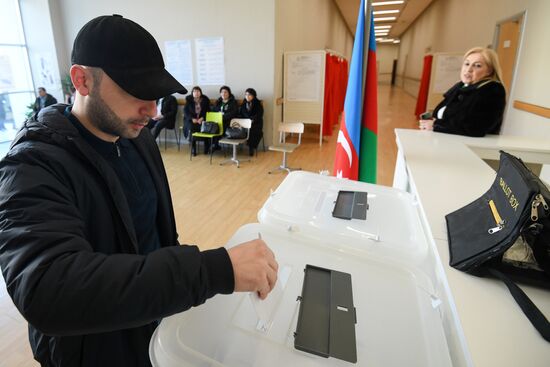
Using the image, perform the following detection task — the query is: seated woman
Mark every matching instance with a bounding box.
[239,88,264,156]
[212,85,239,150]
[419,47,506,137]
[183,86,210,155]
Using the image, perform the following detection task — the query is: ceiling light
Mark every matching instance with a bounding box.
[373,1,405,6]
[376,38,384,41]
[375,25,392,29]
[373,10,400,15]
[393,40,401,44]
[379,38,395,43]
[375,31,389,35]
[374,17,397,22]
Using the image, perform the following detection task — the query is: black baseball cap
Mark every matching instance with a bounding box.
[71,14,187,100]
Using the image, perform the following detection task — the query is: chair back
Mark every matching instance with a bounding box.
[231,118,252,129]
[206,111,224,135]
[230,118,252,139]
[278,122,304,144]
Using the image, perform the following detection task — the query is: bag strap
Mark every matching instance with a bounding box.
[487,267,550,341]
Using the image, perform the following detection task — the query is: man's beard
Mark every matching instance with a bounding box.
[87,88,147,139]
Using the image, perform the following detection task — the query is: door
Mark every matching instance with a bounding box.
[495,14,523,93]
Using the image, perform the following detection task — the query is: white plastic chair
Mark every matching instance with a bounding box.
[268,122,304,174]
[219,118,252,168]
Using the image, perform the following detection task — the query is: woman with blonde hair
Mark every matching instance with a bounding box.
[419,47,506,137]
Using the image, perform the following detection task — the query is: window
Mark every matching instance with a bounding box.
[0,0,35,143]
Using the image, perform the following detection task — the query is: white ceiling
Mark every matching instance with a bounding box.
[334,0,435,41]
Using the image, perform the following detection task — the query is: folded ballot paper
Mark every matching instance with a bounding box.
[249,264,292,332]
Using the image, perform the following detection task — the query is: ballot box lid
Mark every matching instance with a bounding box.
[150,224,453,367]
[258,171,429,262]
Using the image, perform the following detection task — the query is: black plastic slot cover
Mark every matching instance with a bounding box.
[332,191,368,220]
[294,265,357,363]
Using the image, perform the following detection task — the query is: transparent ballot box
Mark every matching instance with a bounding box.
[258,171,429,264]
[150,223,452,367]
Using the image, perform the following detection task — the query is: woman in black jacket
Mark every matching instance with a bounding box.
[212,85,239,149]
[239,88,263,156]
[183,86,210,155]
[419,47,506,137]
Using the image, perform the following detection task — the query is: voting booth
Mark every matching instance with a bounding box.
[150,172,458,366]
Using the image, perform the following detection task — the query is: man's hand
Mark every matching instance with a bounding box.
[227,239,278,300]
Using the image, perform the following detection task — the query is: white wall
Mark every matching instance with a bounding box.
[501,0,550,137]
[273,0,353,141]
[34,0,354,145]
[49,0,275,140]
[53,0,275,97]
[396,0,550,138]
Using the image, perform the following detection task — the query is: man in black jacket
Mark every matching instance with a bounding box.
[149,94,179,139]
[0,15,278,367]
[33,87,58,113]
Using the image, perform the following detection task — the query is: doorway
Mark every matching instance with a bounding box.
[493,12,525,94]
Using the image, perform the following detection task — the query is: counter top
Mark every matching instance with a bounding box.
[394,128,550,367]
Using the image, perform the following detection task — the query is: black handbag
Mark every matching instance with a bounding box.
[446,150,550,341]
[225,126,247,139]
[200,121,219,134]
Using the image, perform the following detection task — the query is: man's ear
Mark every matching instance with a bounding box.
[70,65,92,97]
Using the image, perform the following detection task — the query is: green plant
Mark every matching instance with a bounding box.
[25,102,35,119]
[61,73,73,97]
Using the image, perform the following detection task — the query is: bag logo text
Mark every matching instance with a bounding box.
[499,177,520,211]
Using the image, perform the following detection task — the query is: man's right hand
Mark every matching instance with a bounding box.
[227,239,278,300]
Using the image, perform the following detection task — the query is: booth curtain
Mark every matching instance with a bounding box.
[415,54,433,119]
[322,54,348,136]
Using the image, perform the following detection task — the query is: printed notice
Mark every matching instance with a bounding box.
[433,55,463,94]
[164,40,193,86]
[286,53,322,102]
[195,37,225,85]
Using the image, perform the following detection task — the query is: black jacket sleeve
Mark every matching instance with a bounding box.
[224,99,239,122]
[161,96,178,120]
[239,100,263,121]
[433,81,506,137]
[215,98,239,126]
[200,96,211,119]
[46,94,58,107]
[183,96,194,120]
[0,150,234,336]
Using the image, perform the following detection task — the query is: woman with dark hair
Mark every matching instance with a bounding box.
[212,85,239,150]
[184,86,210,155]
[239,88,263,156]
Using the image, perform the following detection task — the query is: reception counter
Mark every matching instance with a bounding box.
[393,128,550,367]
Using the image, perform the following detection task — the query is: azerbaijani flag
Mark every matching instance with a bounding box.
[333,0,378,183]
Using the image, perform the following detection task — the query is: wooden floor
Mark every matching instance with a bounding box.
[0,84,417,366]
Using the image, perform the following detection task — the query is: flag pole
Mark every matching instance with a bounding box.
[358,0,378,183]
[360,0,371,111]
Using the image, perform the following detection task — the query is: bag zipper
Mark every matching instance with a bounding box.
[488,199,505,234]
[531,194,549,221]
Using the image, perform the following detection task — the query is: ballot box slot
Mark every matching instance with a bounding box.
[332,191,368,220]
[294,265,357,363]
